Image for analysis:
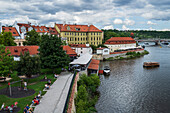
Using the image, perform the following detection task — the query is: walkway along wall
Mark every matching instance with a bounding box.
[67,73,79,113]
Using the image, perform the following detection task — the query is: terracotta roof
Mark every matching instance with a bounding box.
[46,27,58,35]
[104,37,136,45]
[70,44,89,48]
[32,25,49,33]
[2,27,20,36]
[63,45,77,56]
[88,59,100,70]
[5,46,39,56]
[55,24,103,32]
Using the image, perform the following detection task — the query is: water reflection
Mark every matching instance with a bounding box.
[96,46,170,113]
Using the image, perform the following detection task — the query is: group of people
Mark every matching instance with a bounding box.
[45,79,51,89]
[23,104,33,113]
[0,102,18,113]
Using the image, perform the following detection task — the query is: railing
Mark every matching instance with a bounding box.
[63,70,77,113]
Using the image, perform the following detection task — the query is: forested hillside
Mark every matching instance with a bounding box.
[102,29,170,43]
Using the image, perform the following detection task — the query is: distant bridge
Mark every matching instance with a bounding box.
[135,38,170,45]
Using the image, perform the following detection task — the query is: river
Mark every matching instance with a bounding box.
[96,46,170,113]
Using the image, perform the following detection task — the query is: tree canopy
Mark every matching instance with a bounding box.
[17,51,41,78]
[0,31,16,46]
[23,30,41,46]
[0,45,14,77]
[39,34,70,70]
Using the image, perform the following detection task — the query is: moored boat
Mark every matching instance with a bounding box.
[143,62,160,67]
[103,66,110,75]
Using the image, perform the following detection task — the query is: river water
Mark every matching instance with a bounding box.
[96,46,170,113]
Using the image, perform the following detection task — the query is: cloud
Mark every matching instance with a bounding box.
[122,25,129,30]
[103,25,114,30]
[113,19,123,25]
[124,19,135,26]
[147,21,157,25]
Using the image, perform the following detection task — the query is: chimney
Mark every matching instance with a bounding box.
[63,21,66,26]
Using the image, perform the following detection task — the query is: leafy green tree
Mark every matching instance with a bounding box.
[39,34,70,71]
[23,30,41,46]
[0,45,14,77]
[0,31,16,46]
[18,51,41,78]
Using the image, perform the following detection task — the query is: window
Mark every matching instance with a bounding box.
[94,37,95,41]
[13,32,16,34]
[67,26,70,30]
[14,49,18,52]
[35,28,37,31]
[91,33,92,35]
[81,48,82,50]
[78,38,79,41]
[81,51,83,53]
[75,33,76,36]
[19,43,21,46]
[81,38,82,41]
[91,37,92,40]
[44,28,47,31]
[104,50,108,52]
[75,38,77,41]
[9,28,12,30]
[40,28,43,31]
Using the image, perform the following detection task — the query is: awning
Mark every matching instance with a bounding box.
[70,53,92,65]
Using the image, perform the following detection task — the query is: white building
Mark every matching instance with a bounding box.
[96,47,110,55]
[104,37,136,52]
[70,44,92,56]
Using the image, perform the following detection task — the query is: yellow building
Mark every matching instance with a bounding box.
[55,24,103,46]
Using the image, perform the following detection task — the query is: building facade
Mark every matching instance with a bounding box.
[104,37,136,52]
[70,44,92,56]
[96,47,110,55]
[55,24,103,46]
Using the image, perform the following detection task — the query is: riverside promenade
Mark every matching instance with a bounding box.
[34,72,73,113]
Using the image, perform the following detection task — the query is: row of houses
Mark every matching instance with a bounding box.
[0,22,103,46]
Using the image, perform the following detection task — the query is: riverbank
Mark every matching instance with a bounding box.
[104,50,149,61]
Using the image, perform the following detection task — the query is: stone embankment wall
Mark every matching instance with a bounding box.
[67,73,79,113]
[93,49,144,60]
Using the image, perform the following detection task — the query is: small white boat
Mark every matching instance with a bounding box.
[103,66,110,75]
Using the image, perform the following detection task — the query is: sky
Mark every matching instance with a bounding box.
[0,0,170,31]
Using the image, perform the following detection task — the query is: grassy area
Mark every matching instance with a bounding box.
[105,50,149,61]
[0,71,57,113]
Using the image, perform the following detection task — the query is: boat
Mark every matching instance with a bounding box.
[161,41,169,45]
[103,66,110,75]
[143,62,160,67]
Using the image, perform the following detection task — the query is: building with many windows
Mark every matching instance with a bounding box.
[55,23,103,46]
[104,37,136,52]
[70,44,92,56]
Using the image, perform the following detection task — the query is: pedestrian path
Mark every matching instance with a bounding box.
[34,72,73,113]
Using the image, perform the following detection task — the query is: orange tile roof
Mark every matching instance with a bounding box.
[62,45,77,56]
[70,44,89,48]
[55,24,103,32]
[46,27,59,35]
[104,37,136,45]
[88,59,100,70]
[5,46,39,56]
[32,25,49,33]
[17,23,32,33]
[2,27,20,36]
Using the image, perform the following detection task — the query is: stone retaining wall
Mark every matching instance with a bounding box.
[67,73,79,113]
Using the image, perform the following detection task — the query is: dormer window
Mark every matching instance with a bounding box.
[44,29,47,31]
[75,28,80,31]
[14,49,18,52]
[9,28,12,30]
[28,27,33,31]
[67,26,70,30]
[21,26,26,32]
[13,32,16,34]
[3,28,5,30]
[35,28,37,31]
[40,28,43,31]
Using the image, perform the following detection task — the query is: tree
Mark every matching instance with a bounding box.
[0,31,16,46]
[18,51,41,78]
[0,45,14,77]
[23,30,41,46]
[39,34,70,71]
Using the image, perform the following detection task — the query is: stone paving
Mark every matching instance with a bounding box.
[34,72,73,113]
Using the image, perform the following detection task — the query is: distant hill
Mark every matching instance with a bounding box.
[102,29,170,43]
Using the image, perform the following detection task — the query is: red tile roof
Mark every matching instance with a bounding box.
[55,24,103,32]
[32,25,49,33]
[104,37,136,45]
[5,46,39,56]
[2,27,20,36]
[46,27,58,35]
[70,44,89,48]
[62,45,77,56]
[17,23,31,33]
[88,59,100,70]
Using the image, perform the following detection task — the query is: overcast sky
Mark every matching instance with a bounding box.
[0,0,170,30]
